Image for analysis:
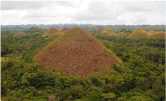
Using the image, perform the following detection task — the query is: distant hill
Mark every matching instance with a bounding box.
[28,26,41,32]
[127,28,149,39]
[149,31,165,39]
[96,27,105,33]
[25,26,47,34]
[99,28,116,38]
[61,27,70,33]
[116,32,127,37]
[88,27,97,32]
[128,28,165,39]
[13,32,26,38]
[34,27,122,77]
[42,27,63,38]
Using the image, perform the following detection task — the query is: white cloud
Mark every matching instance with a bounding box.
[1,1,165,25]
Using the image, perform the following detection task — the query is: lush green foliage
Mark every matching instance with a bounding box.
[1,31,165,101]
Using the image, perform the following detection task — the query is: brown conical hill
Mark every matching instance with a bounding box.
[59,27,63,30]
[149,31,165,39]
[116,32,127,37]
[99,28,116,38]
[96,27,105,33]
[34,27,122,77]
[88,27,97,32]
[28,26,41,33]
[42,27,63,38]
[102,28,116,35]
[61,27,70,33]
[100,31,113,38]
[13,32,26,38]
[127,28,150,39]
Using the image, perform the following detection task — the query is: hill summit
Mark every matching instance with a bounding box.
[13,32,26,38]
[61,27,70,33]
[28,26,41,32]
[88,27,97,32]
[96,27,105,33]
[148,31,165,39]
[116,32,127,37]
[42,27,63,38]
[100,28,116,38]
[127,28,149,39]
[34,27,122,77]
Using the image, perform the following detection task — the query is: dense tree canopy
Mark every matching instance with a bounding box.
[1,28,165,101]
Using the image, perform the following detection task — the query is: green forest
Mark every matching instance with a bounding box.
[1,28,165,101]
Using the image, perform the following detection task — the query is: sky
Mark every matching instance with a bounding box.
[1,1,165,25]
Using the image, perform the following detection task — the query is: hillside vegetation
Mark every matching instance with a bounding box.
[13,32,26,38]
[1,26,165,101]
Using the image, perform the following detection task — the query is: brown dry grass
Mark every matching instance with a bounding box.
[42,27,63,38]
[128,28,165,39]
[148,31,165,39]
[61,27,70,33]
[116,32,127,37]
[13,32,26,38]
[34,27,122,77]
[127,28,149,39]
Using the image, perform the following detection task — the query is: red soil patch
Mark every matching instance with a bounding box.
[61,27,70,33]
[96,27,105,33]
[13,32,26,38]
[34,27,122,77]
[42,27,63,38]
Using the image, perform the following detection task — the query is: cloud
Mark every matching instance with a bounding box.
[1,1,165,25]
[1,1,77,10]
[121,1,162,11]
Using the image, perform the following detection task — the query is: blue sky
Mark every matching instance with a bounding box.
[1,1,165,25]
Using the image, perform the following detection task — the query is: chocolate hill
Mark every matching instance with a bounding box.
[42,27,63,38]
[88,27,97,32]
[100,31,113,38]
[103,28,116,35]
[28,26,41,33]
[96,27,105,33]
[61,27,70,33]
[34,27,122,77]
[100,28,116,38]
[149,31,165,39]
[116,32,127,37]
[13,32,26,38]
[127,28,149,39]
[59,28,63,30]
